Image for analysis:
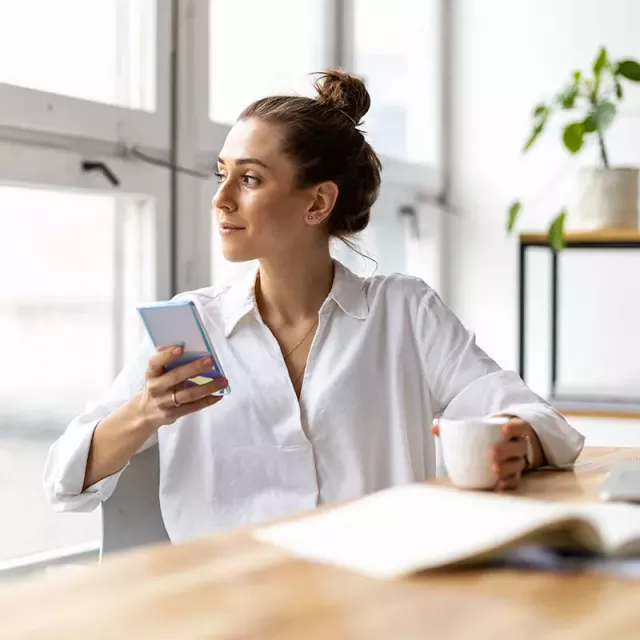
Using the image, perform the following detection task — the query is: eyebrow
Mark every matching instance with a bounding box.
[217,157,269,170]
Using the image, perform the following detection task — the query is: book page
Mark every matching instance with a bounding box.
[570,502,640,555]
[253,485,576,579]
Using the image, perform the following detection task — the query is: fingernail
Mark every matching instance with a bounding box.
[173,347,183,355]
[203,357,214,366]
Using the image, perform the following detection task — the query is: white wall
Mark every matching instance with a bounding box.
[448,0,640,408]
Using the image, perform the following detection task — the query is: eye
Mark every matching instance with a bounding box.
[213,171,226,184]
[242,175,260,187]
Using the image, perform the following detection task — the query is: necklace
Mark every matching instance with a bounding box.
[292,363,307,388]
[282,319,318,360]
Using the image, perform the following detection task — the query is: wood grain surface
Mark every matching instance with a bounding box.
[520,229,640,244]
[1,447,639,640]
[560,408,640,420]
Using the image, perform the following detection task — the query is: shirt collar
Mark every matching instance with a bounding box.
[222,266,259,337]
[222,259,369,337]
[328,259,370,320]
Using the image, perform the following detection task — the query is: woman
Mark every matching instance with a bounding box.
[44,71,584,542]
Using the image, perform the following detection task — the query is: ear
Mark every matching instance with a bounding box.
[304,181,339,226]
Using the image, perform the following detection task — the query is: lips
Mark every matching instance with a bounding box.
[218,222,247,237]
[218,222,246,231]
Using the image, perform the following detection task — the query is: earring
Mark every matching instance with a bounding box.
[307,215,314,221]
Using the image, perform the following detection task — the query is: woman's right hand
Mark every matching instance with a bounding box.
[137,346,228,430]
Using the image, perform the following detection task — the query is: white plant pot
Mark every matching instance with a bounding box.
[572,167,639,230]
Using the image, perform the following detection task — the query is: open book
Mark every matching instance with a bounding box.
[253,485,640,579]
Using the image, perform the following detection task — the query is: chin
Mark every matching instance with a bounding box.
[220,242,257,263]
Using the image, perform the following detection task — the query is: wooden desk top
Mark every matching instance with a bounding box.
[520,228,640,245]
[1,447,640,640]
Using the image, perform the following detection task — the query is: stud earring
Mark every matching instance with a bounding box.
[307,215,314,221]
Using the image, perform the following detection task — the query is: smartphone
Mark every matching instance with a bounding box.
[599,461,640,503]
[137,300,230,396]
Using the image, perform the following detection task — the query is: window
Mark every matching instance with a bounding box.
[0,0,445,573]
[0,0,168,572]
[353,0,442,165]
[0,187,155,562]
[206,0,444,286]
[209,0,325,123]
[0,0,156,110]
[207,0,328,286]
[0,0,167,149]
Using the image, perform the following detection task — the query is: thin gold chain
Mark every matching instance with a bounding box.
[282,319,318,360]
[292,363,307,388]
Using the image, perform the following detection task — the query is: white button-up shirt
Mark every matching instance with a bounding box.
[44,261,584,542]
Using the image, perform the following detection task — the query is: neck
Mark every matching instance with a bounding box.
[256,245,334,327]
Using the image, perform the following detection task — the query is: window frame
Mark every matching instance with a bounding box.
[0,0,173,571]
[0,140,171,570]
[0,0,171,150]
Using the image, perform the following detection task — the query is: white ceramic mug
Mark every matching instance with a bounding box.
[438,416,510,489]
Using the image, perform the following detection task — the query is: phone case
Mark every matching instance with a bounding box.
[137,300,230,396]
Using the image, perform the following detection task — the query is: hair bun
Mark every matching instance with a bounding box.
[314,70,371,125]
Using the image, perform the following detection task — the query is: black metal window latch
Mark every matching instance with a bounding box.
[81,161,120,187]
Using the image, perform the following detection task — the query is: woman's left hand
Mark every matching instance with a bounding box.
[431,418,541,491]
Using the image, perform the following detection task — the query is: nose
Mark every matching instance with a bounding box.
[212,180,236,213]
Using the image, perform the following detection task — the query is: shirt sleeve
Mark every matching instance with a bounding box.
[43,335,158,512]
[418,290,585,469]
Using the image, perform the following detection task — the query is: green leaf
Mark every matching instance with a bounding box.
[560,87,578,109]
[595,101,616,130]
[523,123,544,152]
[593,47,608,78]
[593,47,607,79]
[507,201,522,233]
[615,79,624,99]
[582,113,597,133]
[524,103,550,152]
[554,81,579,109]
[547,210,567,252]
[562,122,584,153]
[617,59,640,82]
[533,103,547,118]
[572,70,581,83]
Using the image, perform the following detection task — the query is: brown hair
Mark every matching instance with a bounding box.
[239,70,382,237]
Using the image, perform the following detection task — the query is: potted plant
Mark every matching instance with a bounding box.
[506,47,640,250]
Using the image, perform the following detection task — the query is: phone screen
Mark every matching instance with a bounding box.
[137,300,230,395]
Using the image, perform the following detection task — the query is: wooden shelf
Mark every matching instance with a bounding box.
[561,408,640,420]
[518,230,640,420]
[520,228,640,245]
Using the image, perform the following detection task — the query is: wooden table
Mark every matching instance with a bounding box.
[1,447,640,640]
